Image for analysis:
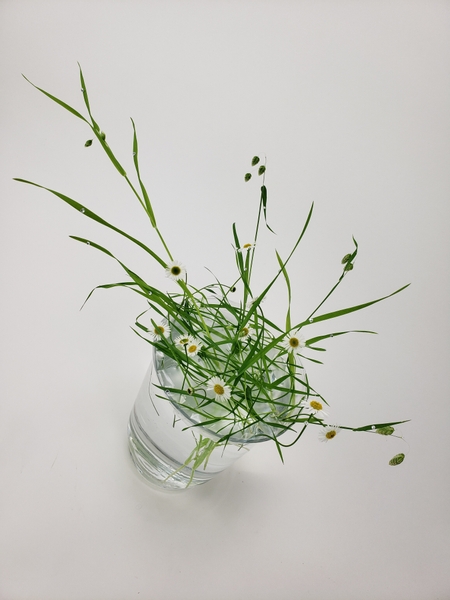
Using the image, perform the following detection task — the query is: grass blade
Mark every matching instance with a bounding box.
[22,74,88,123]
[13,178,167,267]
[296,284,410,328]
[130,118,156,227]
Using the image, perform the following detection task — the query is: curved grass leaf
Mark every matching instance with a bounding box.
[22,74,88,123]
[14,178,167,268]
[131,118,156,227]
[296,283,410,329]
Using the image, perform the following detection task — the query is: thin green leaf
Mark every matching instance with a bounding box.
[78,63,100,131]
[276,250,291,331]
[241,203,314,331]
[90,127,127,176]
[232,223,243,269]
[14,179,167,267]
[22,74,89,123]
[131,118,157,227]
[261,185,276,234]
[306,330,377,345]
[352,419,410,432]
[296,284,410,329]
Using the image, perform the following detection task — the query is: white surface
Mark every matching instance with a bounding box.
[1,2,449,599]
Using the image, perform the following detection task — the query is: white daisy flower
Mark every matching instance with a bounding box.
[237,242,256,253]
[185,338,202,357]
[319,425,341,442]
[151,319,171,341]
[207,376,231,402]
[283,331,305,354]
[165,260,186,281]
[238,325,255,340]
[301,397,328,419]
[175,334,192,349]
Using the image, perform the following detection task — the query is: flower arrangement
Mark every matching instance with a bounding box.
[15,66,409,475]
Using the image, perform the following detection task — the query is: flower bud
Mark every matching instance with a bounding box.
[389,453,405,466]
[344,262,354,272]
[84,139,93,147]
[341,253,351,264]
[244,173,252,182]
[258,165,266,176]
[251,156,260,166]
[100,132,106,141]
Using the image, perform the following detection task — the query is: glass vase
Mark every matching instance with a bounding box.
[127,351,260,491]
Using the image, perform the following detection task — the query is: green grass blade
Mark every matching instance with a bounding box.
[130,118,156,227]
[296,284,410,328]
[14,178,167,267]
[78,63,100,131]
[240,202,314,328]
[350,419,410,432]
[79,281,152,308]
[77,65,126,176]
[306,330,377,345]
[232,223,244,274]
[90,128,127,176]
[276,250,291,331]
[22,74,89,123]
[261,185,276,234]
[70,236,178,315]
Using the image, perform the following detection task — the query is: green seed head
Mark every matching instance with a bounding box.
[341,253,351,264]
[389,453,405,466]
[84,139,93,147]
[376,426,395,436]
[258,165,266,176]
[244,173,252,182]
[251,156,260,166]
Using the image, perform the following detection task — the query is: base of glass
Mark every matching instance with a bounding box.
[127,405,214,491]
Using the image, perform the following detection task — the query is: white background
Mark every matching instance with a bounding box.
[1,1,449,599]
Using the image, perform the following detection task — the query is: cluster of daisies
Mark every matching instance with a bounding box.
[148,265,341,442]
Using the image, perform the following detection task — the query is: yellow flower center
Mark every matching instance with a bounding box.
[289,337,300,348]
[171,266,181,276]
[154,326,165,336]
[214,384,225,396]
[326,430,337,440]
[187,344,197,354]
[243,243,252,249]
[310,400,323,411]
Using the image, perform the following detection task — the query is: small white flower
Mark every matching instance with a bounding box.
[185,338,202,357]
[151,319,171,341]
[283,331,305,354]
[301,397,327,419]
[207,376,231,402]
[165,260,186,281]
[319,425,340,442]
[175,334,192,349]
[237,242,255,253]
[238,325,255,340]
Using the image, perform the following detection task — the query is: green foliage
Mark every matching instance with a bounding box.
[15,66,410,481]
